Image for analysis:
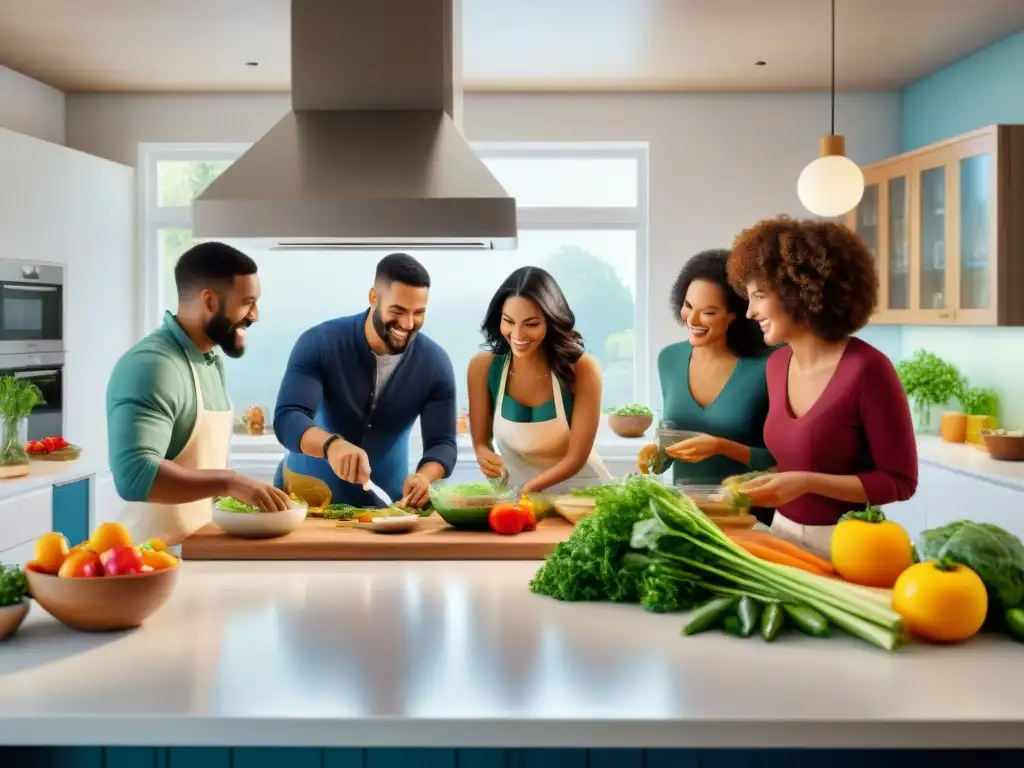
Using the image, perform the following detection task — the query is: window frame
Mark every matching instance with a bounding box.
[138,140,650,404]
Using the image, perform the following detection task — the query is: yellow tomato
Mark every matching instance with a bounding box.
[144,538,168,553]
[830,509,913,588]
[90,521,133,554]
[892,560,988,643]
[34,532,70,574]
[139,548,179,571]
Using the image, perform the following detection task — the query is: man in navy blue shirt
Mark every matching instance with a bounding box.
[273,254,457,508]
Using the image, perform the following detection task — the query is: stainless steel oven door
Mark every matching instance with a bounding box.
[0,262,64,355]
[0,352,64,442]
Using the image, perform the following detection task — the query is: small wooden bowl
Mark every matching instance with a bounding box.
[26,567,178,632]
[608,413,653,438]
[982,432,1024,461]
[0,601,29,640]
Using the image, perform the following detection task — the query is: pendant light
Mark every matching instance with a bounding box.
[797,0,865,218]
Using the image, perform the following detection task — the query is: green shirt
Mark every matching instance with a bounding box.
[657,342,774,485]
[488,354,574,425]
[106,311,231,502]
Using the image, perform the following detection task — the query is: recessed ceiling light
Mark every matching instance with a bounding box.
[754,60,767,67]
[245,61,259,67]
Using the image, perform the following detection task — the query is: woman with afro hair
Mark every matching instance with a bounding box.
[727,216,918,558]
[642,250,774,505]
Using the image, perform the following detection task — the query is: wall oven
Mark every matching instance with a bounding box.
[0,261,64,355]
[0,352,64,442]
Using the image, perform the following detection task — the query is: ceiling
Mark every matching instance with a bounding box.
[1,0,1022,94]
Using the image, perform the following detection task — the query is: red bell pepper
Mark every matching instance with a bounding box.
[99,545,144,576]
[489,504,534,536]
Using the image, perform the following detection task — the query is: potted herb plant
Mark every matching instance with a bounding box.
[606,404,654,438]
[0,562,29,641]
[895,350,964,435]
[961,386,1000,446]
[0,375,44,478]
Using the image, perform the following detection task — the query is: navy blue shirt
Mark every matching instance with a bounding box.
[273,310,458,506]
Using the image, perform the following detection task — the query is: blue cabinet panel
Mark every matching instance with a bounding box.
[52,477,90,545]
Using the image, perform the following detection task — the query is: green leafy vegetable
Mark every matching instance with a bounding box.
[607,404,654,417]
[0,563,28,607]
[529,476,702,613]
[917,520,1024,612]
[214,496,258,513]
[0,376,44,467]
[839,505,887,524]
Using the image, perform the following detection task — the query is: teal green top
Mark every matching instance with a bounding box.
[488,354,574,425]
[657,342,774,485]
[106,311,231,502]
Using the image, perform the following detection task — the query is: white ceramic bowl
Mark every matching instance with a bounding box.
[356,514,421,534]
[212,501,307,539]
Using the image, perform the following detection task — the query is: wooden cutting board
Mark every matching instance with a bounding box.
[181,513,575,561]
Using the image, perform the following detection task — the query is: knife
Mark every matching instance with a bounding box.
[362,478,394,507]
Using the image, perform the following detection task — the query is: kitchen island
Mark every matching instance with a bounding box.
[1,561,1023,766]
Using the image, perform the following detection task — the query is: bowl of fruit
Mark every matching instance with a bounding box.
[24,522,179,632]
[25,434,81,462]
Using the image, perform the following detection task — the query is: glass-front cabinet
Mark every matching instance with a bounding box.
[844,125,1024,326]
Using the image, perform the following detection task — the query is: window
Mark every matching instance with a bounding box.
[140,142,649,436]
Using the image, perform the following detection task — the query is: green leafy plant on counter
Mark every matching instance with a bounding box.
[895,350,964,430]
[0,563,28,607]
[960,386,1000,418]
[604,404,654,417]
[0,376,44,467]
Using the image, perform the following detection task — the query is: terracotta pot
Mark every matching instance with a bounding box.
[607,413,653,438]
[966,415,997,445]
[940,412,967,443]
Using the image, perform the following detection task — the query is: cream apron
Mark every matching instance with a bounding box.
[117,351,234,548]
[493,358,612,494]
[770,514,837,560]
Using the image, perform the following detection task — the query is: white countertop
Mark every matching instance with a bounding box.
[917,435,1024,491]
[2,560,1023,749]
[0,457,98,500]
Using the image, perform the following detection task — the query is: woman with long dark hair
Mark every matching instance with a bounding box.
[641,249,775,494]
[467,266,612,495]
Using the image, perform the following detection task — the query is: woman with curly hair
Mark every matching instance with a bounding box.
[726,217,918,557]
[642,250,775,498]
[467,266,612,495]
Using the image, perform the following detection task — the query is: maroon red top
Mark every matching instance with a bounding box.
[763,337,918,526]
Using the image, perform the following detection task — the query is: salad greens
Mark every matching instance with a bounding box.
[607,404,654,417]
[0,562,28,607]
[213,496,259,513]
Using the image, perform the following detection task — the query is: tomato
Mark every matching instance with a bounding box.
[41,437,55,453]
[34,532,70,574]
[489,504,532,535]
[58,550,102,578]
[24,560,47,573]
[99,545,143,576]
[140,548,179,571]
[831,507,914,588]
[90,521,133,553]
[892,560,988,643]
[54,436,69,449]
[25,440,41,454]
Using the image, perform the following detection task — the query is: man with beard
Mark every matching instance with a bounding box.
[106,241,291,547]
[273,253,457,508]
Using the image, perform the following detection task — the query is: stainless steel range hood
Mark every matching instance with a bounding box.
[192,0,517,250]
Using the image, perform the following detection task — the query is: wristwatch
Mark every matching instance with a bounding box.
[321,433,342,459]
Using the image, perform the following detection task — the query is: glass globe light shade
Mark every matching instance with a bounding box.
[797,154,865,218]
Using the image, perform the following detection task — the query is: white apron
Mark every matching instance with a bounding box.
[118,354,234,547]
[493,358,612,494]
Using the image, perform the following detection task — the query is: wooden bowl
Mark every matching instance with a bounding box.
[607,413,653,438]
[26,567,178,632]
[982,432,1024,461]
[0,601,29,640]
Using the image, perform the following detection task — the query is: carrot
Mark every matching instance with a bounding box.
[727,530,836,574]
[730,539,829,575]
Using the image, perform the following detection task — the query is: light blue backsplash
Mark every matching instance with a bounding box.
[885,29,1024,429]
